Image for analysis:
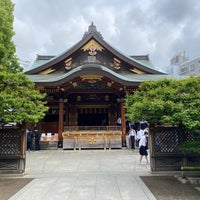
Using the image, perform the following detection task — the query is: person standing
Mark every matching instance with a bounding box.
[129,126,136,150]
[139,131,149,163]
[136,128,144,147]
[126,119,131,134]
[117,117,121,126]
[34,129,41,151]
[26,129,33,151]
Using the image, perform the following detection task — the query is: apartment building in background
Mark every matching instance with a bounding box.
[168,51,200,76]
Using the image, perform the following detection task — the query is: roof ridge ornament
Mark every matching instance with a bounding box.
[82,22,103,39]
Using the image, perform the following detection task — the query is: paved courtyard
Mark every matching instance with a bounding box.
[9,149,156,200]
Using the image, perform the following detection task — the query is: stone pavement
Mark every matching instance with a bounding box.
[9,149,156,200]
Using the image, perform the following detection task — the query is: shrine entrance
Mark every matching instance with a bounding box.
[78,113,108,126]
[26,23,164,148]
[77,104,109,126]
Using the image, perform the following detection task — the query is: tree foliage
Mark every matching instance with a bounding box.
[0,0,22,73]
[0,72,48,124]
[0,0,48,125]
[125,77,200,153]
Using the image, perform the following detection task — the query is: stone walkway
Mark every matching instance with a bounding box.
[9,149,156,200]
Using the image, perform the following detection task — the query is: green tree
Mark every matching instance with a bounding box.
[0,0,22,73]
[0,0,48,125]
[125,77,200,153]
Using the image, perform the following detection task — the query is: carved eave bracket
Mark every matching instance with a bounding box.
[64,58,72,71]
[113,57,121,70]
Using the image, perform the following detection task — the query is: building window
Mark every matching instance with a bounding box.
[180,67,188,74]
[190,64,195,71]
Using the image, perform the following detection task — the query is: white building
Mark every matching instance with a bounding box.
[170,51,188,66]
[168,51,200,76]
[179,56,200,76]
[165,64,180,77]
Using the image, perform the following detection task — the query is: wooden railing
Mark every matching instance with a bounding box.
[62,127,122,150]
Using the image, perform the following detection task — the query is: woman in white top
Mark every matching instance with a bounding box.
[139,131,149,163]
[136,128,144,141]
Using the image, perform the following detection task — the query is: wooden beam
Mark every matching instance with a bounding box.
[121,101,126,146]
[58,99,64,141]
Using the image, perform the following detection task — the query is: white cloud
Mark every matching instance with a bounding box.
[12,0,200,72]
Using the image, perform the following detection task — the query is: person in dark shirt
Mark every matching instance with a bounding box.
[27,129,33,151]
[34,129,41,151]
[126,119,131,134]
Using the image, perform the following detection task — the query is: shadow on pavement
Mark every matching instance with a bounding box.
[141,176,200,200]
[0,178,33,200]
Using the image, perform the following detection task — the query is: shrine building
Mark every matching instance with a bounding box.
[25,23,166,149]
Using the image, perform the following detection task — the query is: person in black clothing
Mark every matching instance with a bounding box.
[34,129,41,151]
[27,129,33,151]
[126,119,131,134]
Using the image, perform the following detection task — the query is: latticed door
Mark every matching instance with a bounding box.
[149,126,198,171]
[0,128,26,174]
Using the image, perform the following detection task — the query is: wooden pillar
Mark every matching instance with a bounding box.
[120,101,126,146]
[58,99,64,141]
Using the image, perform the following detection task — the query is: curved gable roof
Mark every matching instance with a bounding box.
[28,63,181,89]
[26,23,164,75]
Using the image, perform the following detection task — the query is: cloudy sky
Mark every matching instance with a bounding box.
[12,0,200,72]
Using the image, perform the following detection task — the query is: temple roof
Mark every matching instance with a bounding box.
[26,23,167,87]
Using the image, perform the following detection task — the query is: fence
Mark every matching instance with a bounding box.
[149,125,200,171]
[0,128,26,174]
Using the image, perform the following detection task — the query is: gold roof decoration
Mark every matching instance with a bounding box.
[65,58,72,70]
[70,81,78,87]
[107,81,114,87]
[35,86,44,90]
[130,68,145,74]
[80,74,103,83]
[40,68,55,75]
[113,57,121,70]
[82,39,104,55]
